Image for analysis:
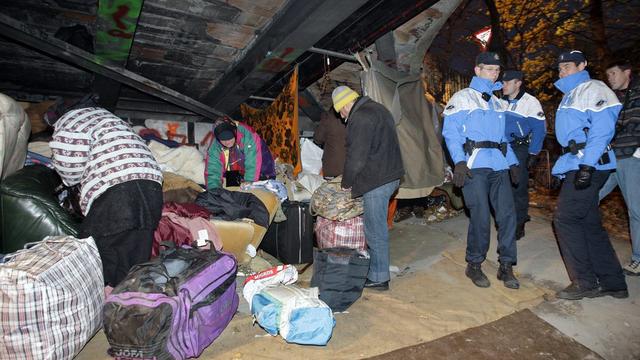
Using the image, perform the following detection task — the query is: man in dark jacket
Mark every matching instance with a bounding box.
[332,85,404,291]
[600,59,640,276]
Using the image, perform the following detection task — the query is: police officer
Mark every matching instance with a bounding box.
[552,50,628,300]
[442,52,520,289]
[501,70,546,239]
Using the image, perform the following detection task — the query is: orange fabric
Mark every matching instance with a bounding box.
[387,198,397,230]
[166,122,187,144]
[240,66,301,176]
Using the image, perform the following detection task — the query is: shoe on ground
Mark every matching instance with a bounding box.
[364,279,389,291]
[515,223,525,241]
[623,260,640,276]
[465,263,490,288]
[497,263,520,289]
[598,288,629,299]
[556,283,600,300]
[393,207,412,223]
[412,205,425,219]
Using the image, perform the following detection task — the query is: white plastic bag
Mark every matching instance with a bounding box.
[300,138,323,175]
[251,285,335,345]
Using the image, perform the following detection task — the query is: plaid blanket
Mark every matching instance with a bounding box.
[0,236,103,359]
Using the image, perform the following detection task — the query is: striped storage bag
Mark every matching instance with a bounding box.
[0,236,104,360]
[315,215,366,251]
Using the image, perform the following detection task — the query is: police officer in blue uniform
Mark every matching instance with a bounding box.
[552,50,628,300]
[501,70,546,239]
[443,52,520,289]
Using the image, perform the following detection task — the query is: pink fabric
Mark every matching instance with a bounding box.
[163,202,211,219]
[152,217,193,257]
[315,215,366,251]
[163,212,223,251]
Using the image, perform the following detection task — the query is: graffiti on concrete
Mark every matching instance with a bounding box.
[95,0,143,62]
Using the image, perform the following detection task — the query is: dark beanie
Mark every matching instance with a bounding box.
[214,122,237,141]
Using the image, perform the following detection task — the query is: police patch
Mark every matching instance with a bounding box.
[446,105,455,110]
[596,99,607,107]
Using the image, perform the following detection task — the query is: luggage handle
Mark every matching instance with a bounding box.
[3,236,86,263]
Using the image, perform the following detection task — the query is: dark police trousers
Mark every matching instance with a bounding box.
[511,143,530,226]
[462,168,517,265]
[553,170,627,291]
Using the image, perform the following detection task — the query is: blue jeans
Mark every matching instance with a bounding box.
[363,179,400,282]
[599,156,640,262]
[462,168,517,265]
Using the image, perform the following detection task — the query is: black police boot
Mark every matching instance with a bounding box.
[598,288,629,299]
[515,223,525,241]
[465,263,490,288]
[497,263,520,289]
[556,283,600,300]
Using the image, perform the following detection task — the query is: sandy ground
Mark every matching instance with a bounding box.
[77,208,640,360]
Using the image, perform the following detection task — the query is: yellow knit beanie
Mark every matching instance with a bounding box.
[331,86,359,112]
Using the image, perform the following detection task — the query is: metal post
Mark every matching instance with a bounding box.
[308,47,358,62]
[248,95,276,102]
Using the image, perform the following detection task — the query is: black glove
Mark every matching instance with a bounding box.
[574,164,595,190]
[453,161,472,187]
[527,154,539,169]
[509,165,519,185]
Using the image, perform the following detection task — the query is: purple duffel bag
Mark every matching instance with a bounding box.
[103,244,238,360]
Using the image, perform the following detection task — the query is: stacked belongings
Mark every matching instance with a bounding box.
[104,243,238,360]
[0,235,104,360]
[242,265,335,345]
[310,176,364,222]
[257,161,319,265]
[196,187,274,263]
[310,176,370,311]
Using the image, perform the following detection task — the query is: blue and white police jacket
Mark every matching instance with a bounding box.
[504,91,546,154]
[552,70,621,177]
[442,76,518,171]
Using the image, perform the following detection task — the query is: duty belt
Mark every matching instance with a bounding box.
[463,139,507,156]
[561,139,612,165]
[561,139,586,155]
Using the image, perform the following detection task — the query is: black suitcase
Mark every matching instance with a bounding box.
[260,201,313,264]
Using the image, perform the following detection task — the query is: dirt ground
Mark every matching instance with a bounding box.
[77,193,640,359]
[529,185,631,242]
[366,309,602,360]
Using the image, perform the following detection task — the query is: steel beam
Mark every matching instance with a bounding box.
[257,0,439,98]
[203,0,370,114]
[0,13,225,120]
[308,47,357,62]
